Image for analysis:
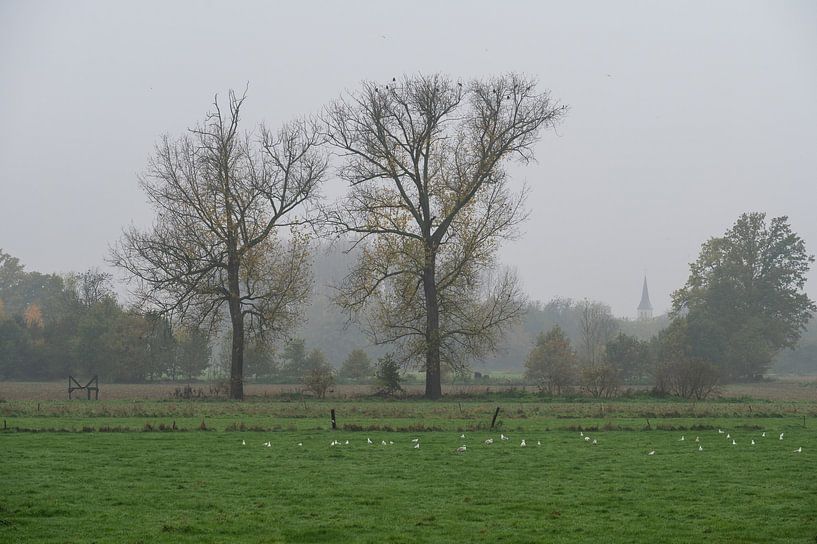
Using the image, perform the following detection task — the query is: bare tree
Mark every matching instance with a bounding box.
[111,91,327,399]
[324,73,565,399]
[577,299,618,366]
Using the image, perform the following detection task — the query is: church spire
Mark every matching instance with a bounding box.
[637,277,653,320]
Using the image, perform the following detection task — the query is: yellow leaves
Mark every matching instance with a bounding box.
[24,303,44,329]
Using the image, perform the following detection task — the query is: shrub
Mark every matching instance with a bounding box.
[374,354,403,397]
[304,365,335,399]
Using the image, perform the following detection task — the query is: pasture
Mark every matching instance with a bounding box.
[1,385,816,543]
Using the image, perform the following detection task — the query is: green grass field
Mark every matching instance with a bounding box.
[2,396,816,543]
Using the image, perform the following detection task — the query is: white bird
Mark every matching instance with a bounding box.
[718,429,724,434]
[330,440,336,447]
[761,432,766,438]
[732,440,737,446]
[242,440,246,446]
[780,433,784,440]
[695,436,700,443]
[367,437,373,444]
[456,445,467,454]
[345,440,349,445]
[584,436,590,442]
[680,436,685,441]
[298,442,303,447]
[537,441,541,446]
[592,439,597,445]
[648,450,656,455]
[501,434,509,441]
[726,434,731,439]
[411,438,419,443]
[414,443,420,449]
[266,442,271,448]
[484,438,494,445]
[751,439,755,445]
[460,434,466,439]
[381,440,387,446]
[580,432,584,437]
[698,445,703,451]
[794,447,802,453]
[389,441,394,445]
[520,440,526,447]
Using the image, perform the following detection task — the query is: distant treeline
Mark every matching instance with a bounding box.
[1,246,814,383]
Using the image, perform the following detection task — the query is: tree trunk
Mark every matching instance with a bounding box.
[423,250,442,400]
[227,259,244,400]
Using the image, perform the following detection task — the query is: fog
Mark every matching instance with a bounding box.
[1,0,815,318]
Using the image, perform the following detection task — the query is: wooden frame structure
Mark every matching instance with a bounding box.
[68,375,99,400]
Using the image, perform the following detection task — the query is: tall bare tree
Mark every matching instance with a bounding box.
[324,73,565,399]
[577,299,618,366]
[112,91,327,399]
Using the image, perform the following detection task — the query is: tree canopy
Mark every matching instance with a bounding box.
[671,212,815,380]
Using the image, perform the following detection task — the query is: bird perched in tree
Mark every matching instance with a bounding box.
[456,445,467,454]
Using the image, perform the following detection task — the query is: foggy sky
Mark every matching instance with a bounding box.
[1,0,816,319]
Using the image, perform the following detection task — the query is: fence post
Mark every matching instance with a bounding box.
[490,406,501,429]
[330,409,336,430]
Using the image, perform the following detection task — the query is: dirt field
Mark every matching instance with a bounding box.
[0,378,815,401]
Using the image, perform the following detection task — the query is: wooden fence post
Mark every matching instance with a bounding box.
[490,406,501,429]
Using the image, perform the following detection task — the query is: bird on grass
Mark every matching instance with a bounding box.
[266,442,272,448]
[414,443,420,449]
[520,440,526,447]
[460,434,466,439]
[242,440,246,446]
[580,432,584,437]
[484,438,494,445]
[501,434,509,441]
[695,436,700,443]
[537,441,541,446]
[389,441,394,445]
[726,434,731,439]
[411,438,419,443]
[381,440,387,446]
[648,450,656,456]
[732,440,737,446]
[584,436,591,442]
[794,447,802,453]
[718,429,724,434]
[298,442,303,447]
[345,440,349,445]
[698,445,703,451]
[456,445,467,454]
[751,440,755,445]
[680,436,685,441]
[761,432,766,438]
[592,439,597,445]
[779,433,784,440]
[367,438,373,444]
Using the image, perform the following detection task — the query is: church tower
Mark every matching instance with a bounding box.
[637,277,653,320]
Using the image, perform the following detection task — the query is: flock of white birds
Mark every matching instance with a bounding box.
[239,428,803,455]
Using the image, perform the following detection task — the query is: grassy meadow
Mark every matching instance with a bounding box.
[1,384,816,543]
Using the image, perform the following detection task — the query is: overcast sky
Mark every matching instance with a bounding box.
[1,0,815,318]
